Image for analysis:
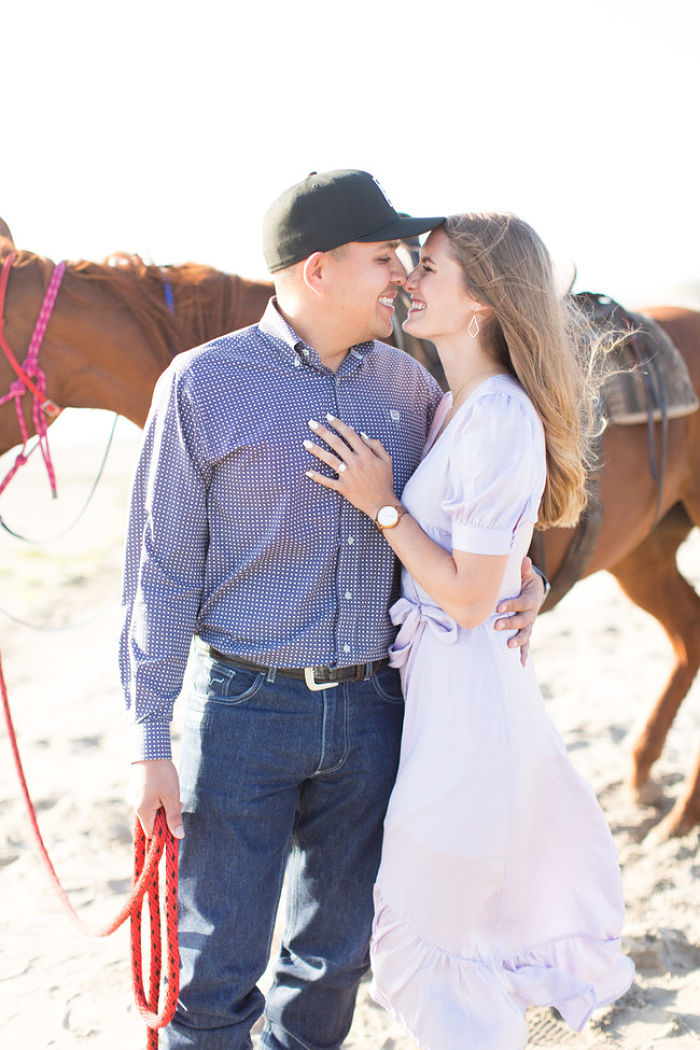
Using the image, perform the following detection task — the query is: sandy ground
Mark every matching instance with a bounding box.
[0,413,698,1050]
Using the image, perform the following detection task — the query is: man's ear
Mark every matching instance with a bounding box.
[301,251,326,294]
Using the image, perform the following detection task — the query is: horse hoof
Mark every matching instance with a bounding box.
[645,819,671,845]
[645,806,696,843]
[631,776,664,806]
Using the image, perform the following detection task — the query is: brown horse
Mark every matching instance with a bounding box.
[1,230,699,840]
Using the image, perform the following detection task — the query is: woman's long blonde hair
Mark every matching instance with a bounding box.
[444,213,607,528]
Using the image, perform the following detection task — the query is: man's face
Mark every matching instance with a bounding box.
[321,240,407,344]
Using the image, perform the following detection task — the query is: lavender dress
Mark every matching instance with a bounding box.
[370,375,633,1050]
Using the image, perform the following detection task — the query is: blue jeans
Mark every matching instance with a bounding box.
[162,648,404,1050]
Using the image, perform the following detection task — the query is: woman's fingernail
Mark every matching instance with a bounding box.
[305,470,315,478]
[308,419,319,430]
[360,431,369,439]
[303,439,313,450]
[326,412,336,422]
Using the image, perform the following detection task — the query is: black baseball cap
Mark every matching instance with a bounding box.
[263,169,445,273]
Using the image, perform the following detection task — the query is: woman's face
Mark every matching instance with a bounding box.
[403,227,484,342]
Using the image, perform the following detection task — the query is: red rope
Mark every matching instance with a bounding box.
[0,648,179,1046]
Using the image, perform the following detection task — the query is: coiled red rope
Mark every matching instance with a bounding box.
[0,649,179,1047]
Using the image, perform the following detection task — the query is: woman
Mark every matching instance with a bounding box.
[303,214,634,1048]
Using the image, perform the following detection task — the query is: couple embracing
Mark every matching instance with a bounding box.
[121,169,634,1049]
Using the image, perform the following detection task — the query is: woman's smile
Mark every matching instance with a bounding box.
[406,296,426,318]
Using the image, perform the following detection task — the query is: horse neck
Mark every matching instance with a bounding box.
[169,269,273,353]
[56,259,273,425]
[0,253,275,444]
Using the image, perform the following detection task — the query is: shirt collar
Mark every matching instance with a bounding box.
[258,298,375,373]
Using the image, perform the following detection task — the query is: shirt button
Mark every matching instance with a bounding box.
[345,590,352,599]
[343,644,351,654]
[293,358,301,367]
[347,536,354,545]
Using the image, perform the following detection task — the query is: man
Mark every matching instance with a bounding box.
[122,170,545,1049]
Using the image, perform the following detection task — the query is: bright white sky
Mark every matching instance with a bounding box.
[4,0,699,309]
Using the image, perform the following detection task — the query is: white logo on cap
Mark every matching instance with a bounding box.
[372,177,394,208]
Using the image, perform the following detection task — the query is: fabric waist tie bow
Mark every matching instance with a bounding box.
[388,596,459,670]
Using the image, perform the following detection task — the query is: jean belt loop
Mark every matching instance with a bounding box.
[363,661,373,681]
[265,666,277,684]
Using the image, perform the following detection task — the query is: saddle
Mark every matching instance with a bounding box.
[574,292,698,425]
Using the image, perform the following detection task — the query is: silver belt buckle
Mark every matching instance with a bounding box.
[304,667,339,691]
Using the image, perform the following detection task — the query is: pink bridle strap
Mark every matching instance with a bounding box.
[0,252,67,497]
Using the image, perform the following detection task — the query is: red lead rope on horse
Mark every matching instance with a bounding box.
[0,252,65,498]
[0,649,180,1047]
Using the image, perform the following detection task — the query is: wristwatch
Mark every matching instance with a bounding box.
[375,504,406,530]
[532,564,551,598]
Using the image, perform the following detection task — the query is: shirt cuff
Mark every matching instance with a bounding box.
[451,521,514,555]
[130,719,173,762]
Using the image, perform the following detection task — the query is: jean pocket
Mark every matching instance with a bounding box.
[370,665,404,704]
[193,659,265,705]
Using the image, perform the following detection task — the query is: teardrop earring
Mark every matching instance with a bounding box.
[468,312,480,338]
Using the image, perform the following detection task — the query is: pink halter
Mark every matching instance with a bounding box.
[0,252,66,497]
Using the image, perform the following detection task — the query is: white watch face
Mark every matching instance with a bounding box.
[377,505,399,528]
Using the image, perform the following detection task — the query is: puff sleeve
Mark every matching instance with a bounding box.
[442,390,546,555]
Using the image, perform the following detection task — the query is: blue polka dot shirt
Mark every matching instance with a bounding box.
[120,299,442,760]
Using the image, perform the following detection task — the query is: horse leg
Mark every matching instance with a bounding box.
[650,750,700,841]
[649,487,700,839]
[608,507,700,838]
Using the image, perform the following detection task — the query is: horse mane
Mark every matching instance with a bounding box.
[1,246,263,372]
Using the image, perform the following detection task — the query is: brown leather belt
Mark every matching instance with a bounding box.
[204,645,389,692]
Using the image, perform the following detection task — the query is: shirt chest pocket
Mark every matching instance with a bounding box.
[360,408,427,489]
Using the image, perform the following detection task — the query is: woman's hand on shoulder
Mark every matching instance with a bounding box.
[303,414,396,519]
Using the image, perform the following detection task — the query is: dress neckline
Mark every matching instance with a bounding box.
[424,374,512,457]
